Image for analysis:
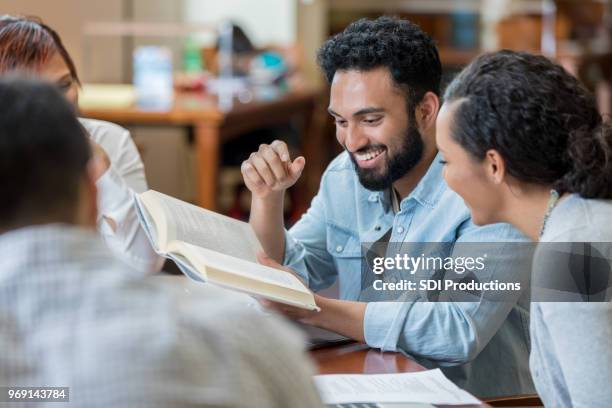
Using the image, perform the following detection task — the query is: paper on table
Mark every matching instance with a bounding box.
[313,369,480,406]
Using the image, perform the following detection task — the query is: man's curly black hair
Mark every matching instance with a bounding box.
[317,16,442,112]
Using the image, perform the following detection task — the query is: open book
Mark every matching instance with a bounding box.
[135,190,318,311]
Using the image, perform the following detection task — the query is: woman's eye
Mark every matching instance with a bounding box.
[57,80,72,91]
[439,159,448,165]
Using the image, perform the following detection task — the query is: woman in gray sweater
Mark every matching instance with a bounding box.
[435,50,612,407]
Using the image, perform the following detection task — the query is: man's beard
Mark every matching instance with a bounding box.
[349,124,424,191]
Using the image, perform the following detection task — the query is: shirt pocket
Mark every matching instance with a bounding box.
[326,223,362,258]
[326,224,364,298]
[326,223,363,274]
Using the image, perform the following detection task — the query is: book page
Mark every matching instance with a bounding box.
[313,369,480,405]
[178,243,309,294]
[134,197,161,251]
[143,190,262,262]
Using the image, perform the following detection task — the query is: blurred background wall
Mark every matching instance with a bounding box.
[184,0,296,47]
[2,0,611,217]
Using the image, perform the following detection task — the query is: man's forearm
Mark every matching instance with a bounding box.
[250,192,287,263]
[309,297,367,342]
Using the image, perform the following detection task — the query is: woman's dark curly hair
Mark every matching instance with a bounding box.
[444,50,612,199]
[317,16,441,113]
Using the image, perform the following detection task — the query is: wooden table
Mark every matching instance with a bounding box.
[311,343,490,407]
[81,88,319,210]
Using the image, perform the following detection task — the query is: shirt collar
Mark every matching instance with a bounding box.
[0,224,106,281]
[407,152,447,209]
[373,152,447,211]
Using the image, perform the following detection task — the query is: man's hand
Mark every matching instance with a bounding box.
[257,253,321,324]
[90,140,110,181]
[257,253,367,341]
[241,140,305,199]
[243,141,300,262]
[260,296,324,325]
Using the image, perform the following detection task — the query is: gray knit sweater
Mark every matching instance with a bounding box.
[531,194,612,407]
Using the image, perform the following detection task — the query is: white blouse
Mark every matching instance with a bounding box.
[80,118,164,273]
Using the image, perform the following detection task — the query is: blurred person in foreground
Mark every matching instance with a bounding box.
[0,78,323,408]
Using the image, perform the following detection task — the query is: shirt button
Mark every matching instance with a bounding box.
[397,226,405,233]
[335,245,343,253]
[374,225,381,231]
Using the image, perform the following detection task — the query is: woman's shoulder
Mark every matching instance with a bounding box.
[79,118,132,148]
[79,118,129,139]
[543,194,612,242]
[78,118,138,161]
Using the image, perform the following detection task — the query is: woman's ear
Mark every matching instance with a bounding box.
[416,91,440,132]
[484,149,506,185]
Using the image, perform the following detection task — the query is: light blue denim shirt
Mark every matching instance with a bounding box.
[284,151,535,398]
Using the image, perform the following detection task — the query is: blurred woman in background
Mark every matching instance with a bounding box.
[0,15,163,272]
[436,50,612,407]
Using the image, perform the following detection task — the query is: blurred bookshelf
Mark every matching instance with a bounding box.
[328,0,482,68]
[304,0,612,67]
[295,0,612,180]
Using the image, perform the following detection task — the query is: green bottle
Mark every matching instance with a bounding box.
[183,37,203,73]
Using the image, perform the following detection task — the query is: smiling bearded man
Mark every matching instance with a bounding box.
[240,16,535,399]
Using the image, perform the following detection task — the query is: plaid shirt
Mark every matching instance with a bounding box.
[0,224,323,408]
